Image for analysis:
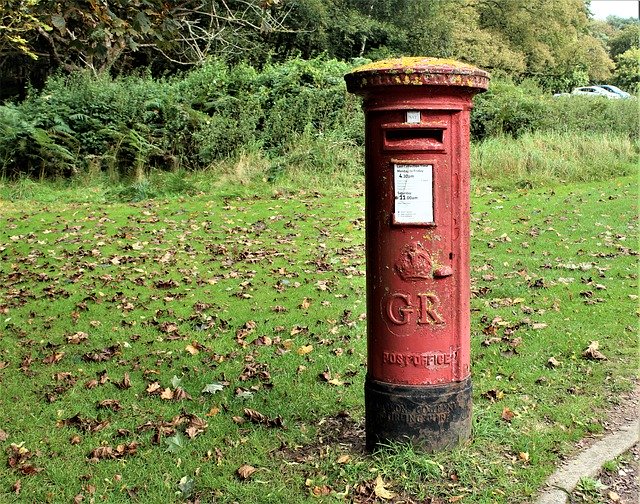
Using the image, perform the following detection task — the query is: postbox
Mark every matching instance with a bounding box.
[344,58,489,451]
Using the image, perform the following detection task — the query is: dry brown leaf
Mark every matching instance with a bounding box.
[116,372,132,390]
[336,454,351,464]
[146,382,161,394]
[547,357,560,368]
[205,407,220,417]
[501,407,515,422]
[160,388,174,400]
[300,298,311,310]
[237,464,257,480]
[582,341,607,361]
[185,344,199,355]
[373,475,396,500]
[173,387,192,401]
[67,332,89,344]
[97,399,122,411]
[43,352,65,364]
[297,345,313,355]
[312,485,332,496]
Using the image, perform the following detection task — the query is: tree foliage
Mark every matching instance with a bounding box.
[1,0,637,95]
[0,0,51,59]
[613,48,640,92]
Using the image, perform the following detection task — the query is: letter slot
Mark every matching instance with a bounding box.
[383,126,445,152]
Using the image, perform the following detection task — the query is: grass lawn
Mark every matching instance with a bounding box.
[0,174,637,503]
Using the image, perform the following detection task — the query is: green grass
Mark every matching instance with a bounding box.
[0,173,637,503]
[471,131,638,190]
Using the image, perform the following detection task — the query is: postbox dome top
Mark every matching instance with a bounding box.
[345,57,489,94]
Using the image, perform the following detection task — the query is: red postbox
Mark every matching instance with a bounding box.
[344,58,489,451]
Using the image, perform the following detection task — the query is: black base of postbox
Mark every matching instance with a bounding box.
[365,376,472,452]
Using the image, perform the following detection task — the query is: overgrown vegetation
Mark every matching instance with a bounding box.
[0,58,361,180]
[0,57,637,184]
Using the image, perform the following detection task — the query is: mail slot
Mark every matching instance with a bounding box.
[345,57,489,451]
[383,127,445,151]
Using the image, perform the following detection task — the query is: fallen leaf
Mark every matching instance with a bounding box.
[19,464,43,476]
[547,357,560,368]
[146,381,161,394]
[173,387,192,401]
[519,451,530,463]
[97,399,122,411]
[67,332,89,344]
[582,341,607,361]
[115,372,132,389]
[300,298,311,310]
[160,388,174,400]
[0,429,7,441]
[43,351,65,364]
[608,490,620,502]
[202,382,225,394]
[164,433,186,453]
[177,476,194,498]
[205,407,220,417]
[297,345,313,355]
[243,408,284,428]
[12,480,20,495]
[373,475,396,500]
[337,454,351,464]
[237,464,257,480]
[312,485,332,496]
[482,389,504,402]
[501,407,515,422]
[185,344,199,355]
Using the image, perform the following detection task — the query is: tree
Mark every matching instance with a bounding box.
[475,0,612,88]
[0,0,51,59]
[609,23,640,59]
[0,1,298,74]
[613,48,640,92]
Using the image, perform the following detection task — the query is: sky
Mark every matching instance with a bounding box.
[589,0,640,20]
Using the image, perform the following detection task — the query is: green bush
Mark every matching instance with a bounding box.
[0,57,362,180]
[472,78,638,141]
[1,60,637,182]
[472,79,548,139]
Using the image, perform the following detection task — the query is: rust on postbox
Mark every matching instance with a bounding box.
[344,57,489,451]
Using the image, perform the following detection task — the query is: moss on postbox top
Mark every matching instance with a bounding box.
[344,57,489,94]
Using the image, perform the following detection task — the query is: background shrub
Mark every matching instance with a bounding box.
[0,58,637,183]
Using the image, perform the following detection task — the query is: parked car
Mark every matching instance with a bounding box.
[595,84,631,99]
[570,86,622,99]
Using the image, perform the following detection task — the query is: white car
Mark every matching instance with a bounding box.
[595,84,631,99]
[571,86,622,99]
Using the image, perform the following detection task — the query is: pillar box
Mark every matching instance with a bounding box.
[344,58,489,451]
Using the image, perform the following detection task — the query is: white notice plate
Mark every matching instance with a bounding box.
[393,164,434,224]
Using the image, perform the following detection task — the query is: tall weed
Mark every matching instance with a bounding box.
[471,131,638,188]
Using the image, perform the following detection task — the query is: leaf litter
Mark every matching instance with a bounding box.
[0,181,637,502]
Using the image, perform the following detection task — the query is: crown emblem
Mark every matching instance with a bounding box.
[395,244,432,281]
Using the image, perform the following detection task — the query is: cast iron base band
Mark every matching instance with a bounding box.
[365,376,472,452]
